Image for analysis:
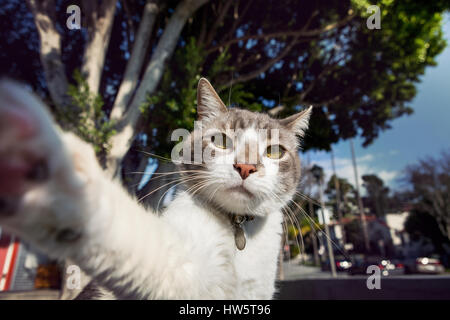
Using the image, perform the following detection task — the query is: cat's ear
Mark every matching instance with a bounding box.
[280,106,313,137]
[197,78,227,120]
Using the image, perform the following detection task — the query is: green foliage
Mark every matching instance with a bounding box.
[139,38,204,157]
[345,218,366,253]
[286,223,300,258]
[287,223,299,239]
[325,174,357,217]
[289,244,300,258]
[402,149,450,240]
[345,0,447,146]
[362,174,390,217]
[67,70,116,156]
[139,37,263,157]
[209,47,233,80]
[405,209,449,252]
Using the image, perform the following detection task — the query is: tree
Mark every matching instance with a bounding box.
[325,174,357,217]
[345,218,366,253]
[403,150,450,239]
[404,209,449,253]
[362,174,390,217]
[0,0,449,200]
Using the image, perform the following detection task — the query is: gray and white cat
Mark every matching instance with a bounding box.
[0,78,311,299]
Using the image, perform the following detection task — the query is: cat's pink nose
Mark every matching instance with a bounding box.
[233,164,257,180]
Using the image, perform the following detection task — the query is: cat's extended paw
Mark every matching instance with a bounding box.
[0,80,84,242]
[0,80,63,199]
[0,80,63,196]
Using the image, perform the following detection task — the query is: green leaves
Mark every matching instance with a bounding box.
[67,70,116,157]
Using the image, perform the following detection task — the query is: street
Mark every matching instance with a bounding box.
[282,258,450,280]
[277,259,450,299]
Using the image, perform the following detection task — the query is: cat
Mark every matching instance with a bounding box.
[0,78,311,299]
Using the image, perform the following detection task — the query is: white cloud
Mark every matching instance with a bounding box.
[388,149,399,156]
[357,154,375,162]
[307,153,398,195]
[378,170,399,187]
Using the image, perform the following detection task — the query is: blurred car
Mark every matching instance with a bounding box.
[321,256,353,272]
[379,259,405,276]
[403,257,445,274]
[348,258,404,276]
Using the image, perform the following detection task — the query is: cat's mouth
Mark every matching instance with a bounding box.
[227,185,254,198]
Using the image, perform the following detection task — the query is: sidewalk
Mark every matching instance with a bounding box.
[0,289,60,300]
[281,258,349,280]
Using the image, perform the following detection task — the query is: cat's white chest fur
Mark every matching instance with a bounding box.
[162,192,283,299]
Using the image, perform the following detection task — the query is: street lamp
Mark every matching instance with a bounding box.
[310,165,337,278]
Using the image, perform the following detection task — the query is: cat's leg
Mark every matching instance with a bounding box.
[0,80,234,299]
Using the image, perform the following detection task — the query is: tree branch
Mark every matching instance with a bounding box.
[81,0,117,95]
[218,36,305,89]
[223,0,253,43]
[122,0,136,42]
[26,0,70,111]
[110,0,160,122]
[299,94,343,107]
[207,12,353,54]
[233,52,263,72]
[197,6,208,46]
[204,0,233,46]
[297,58,343,103]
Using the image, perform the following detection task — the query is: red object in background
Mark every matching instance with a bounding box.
[0,233,20,291]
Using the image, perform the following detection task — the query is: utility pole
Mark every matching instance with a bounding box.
[350,139,370,252]
[308,199,321,267]
[330,148,347,246]
[311,165,337,278]
[306,153,320,266]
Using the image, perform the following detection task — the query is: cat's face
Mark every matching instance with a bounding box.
[179,79,312,216]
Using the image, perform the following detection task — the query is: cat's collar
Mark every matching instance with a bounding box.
[231,214,254,251]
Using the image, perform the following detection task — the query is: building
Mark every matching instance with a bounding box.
[0,227,57,292]
[327,211,412,257]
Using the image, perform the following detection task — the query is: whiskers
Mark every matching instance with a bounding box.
[126,150,349,268]
[267,189,350,272]
[136,172,211,203]
[136,150,207,167]
[125,149,212,205]
[136,150,173,163]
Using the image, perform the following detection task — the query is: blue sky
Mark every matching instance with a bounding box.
[307,16,450,193]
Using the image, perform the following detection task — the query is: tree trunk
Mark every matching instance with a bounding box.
[331,150,347,245]
[106,0,210,177]
[81,0,117,95]
[309,200,320,266]
[27,0,70,111]
[110,0,160,122]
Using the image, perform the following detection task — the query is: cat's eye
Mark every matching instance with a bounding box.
[211,133,232,149]
[266,145,286,159]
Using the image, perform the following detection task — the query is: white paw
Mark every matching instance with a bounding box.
[0,80,87,253]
